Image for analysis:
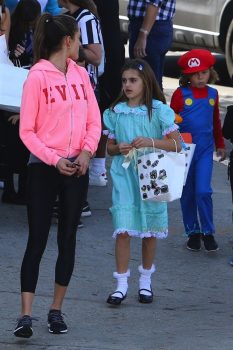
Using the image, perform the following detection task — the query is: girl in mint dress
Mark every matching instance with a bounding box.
[103,59,181,306]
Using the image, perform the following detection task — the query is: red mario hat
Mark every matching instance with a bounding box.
[178,49,216,74]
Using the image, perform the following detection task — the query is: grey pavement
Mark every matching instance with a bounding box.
[1,78,233,350]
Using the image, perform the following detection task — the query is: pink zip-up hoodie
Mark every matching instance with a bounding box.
[20,58,101,166]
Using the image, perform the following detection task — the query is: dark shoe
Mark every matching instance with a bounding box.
[14,315,33,338]
[186,234,202,251]
[15,194,27,205]
[230,258,233,266]
[106,291,127,305]
[81,204,92,217]
[2,191,17,204]
[203,235,219,252]
[47,309,67,334]
[138,289,153,304]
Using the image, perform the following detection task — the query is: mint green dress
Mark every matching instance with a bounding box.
[103,100,178,239]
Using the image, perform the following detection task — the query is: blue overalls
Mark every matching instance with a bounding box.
[179,86,217,236]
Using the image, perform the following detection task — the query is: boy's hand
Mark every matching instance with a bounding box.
[216,148,226,161]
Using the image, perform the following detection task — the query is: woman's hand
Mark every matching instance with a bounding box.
[131,137,153,149]
[14,44,25,58]
[8,114,20,125]
[73,150,91,177]
[56,158,77,176]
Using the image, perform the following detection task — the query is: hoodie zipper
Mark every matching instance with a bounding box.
[64,72,74,159]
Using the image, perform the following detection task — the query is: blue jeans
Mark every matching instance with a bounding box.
[129,18,173,89]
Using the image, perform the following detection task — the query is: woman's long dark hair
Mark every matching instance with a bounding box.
[9,0,41,50]
[33,13,78,64]
[0,0,6,33]
[111,59,166,119]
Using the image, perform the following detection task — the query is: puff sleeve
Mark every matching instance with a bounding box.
[103,108,117,139]
[152,101,178,136]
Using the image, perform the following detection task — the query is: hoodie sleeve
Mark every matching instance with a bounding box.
[19,72,61,166]
[79,68,101,155]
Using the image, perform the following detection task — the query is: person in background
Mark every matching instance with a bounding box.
[1,0,41,205]
[5,0,61,14]
[0,0,11,189]
[58,0,103,220]
[0,0,10,41]
[128,0,175,90]
[13,13,101,338]
[92,0,125,187]
[222,104,233,265]
[104,59,181,306]
[170,49,226,252]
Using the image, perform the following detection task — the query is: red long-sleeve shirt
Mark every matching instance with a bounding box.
[170,86,225,149]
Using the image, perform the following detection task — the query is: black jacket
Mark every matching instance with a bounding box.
[222,105,233,142]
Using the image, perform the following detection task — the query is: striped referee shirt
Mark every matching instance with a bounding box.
[128,0,176,20]
[68,8,104,87]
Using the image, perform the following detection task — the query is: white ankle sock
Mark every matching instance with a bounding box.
[138,264,156,296]
[112,270,130,298]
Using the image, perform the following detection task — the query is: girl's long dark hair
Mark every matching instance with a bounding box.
[111,59,166,119]
[33,13,78,64]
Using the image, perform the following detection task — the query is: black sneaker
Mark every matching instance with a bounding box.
[203,235,219,252]
[186,234,201,251]
[48,309,67,334]
[81,204,92,217]
[14,315,33,338]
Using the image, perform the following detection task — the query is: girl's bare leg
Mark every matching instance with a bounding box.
[142,237,156,268]
[115,232,131,273]
[107,232,131,303]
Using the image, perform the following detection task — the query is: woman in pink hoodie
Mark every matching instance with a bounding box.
[14,13,101,338]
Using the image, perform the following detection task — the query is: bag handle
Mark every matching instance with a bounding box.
[150,137,178,153]
[171,138,178,153]
[150,138,155,149]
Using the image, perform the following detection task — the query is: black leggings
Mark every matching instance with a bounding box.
[20,163,88,293]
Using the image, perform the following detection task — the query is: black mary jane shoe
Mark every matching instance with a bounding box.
[138,288,153,304]
[106,291,127,306]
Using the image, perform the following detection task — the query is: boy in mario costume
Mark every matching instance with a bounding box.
[170,49,226,252]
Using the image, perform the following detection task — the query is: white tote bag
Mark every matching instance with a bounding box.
[0,63,28,113]
[137,145,185,202]
[183,143,196,185]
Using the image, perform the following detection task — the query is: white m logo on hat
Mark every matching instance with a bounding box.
[188,58,200,68]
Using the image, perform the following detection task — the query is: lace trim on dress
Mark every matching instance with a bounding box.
[162,124,179,136]
[113,228,168,239]
[107,132,116,139]
[113,103,148,116]
[102,129,109,135]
